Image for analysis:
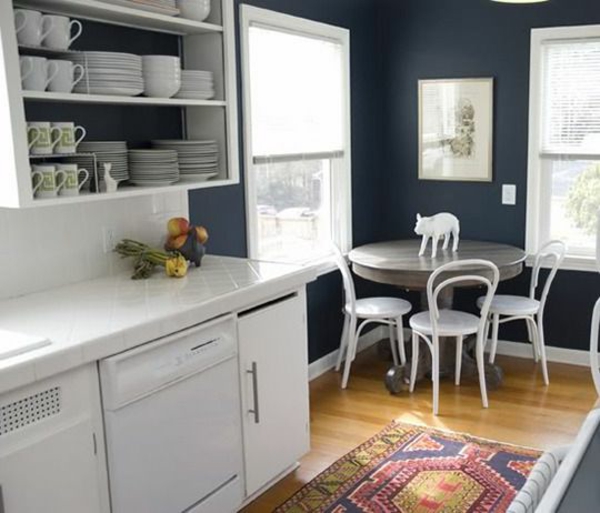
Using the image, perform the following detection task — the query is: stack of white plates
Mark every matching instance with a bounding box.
[71,52,144,97]
[100,0,179,16]
[129,149,179,186]
[152,140,218,182]
[66,141,129,190]
[174,70,215,100]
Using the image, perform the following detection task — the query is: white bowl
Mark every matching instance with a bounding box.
[144,77,181,98]
[178,0,211,22]
[142,56,181,68]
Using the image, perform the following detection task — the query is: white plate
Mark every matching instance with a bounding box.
[178,173,218,182]
[74,87,143,96]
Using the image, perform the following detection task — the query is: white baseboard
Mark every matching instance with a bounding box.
[309,326,387,381]
[495,340,590,367]
[309,331,590,382]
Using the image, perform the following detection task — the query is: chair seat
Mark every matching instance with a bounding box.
[345,297,412,319]
[409,310,480,337]
[477,295,540,316]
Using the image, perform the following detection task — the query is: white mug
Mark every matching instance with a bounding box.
[27,122,62,155]
[47,60,85,93]
[51,122,86,154]
[20,56,58,92]
[56,164,89,196]
[14,9,52,47]
[42,15,83,50]
[31,165,67,199]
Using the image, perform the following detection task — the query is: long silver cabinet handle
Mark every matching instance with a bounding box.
[0,484,5,513]
[247,362,260,424]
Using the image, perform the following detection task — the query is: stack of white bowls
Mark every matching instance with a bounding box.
[177,0,211,21]
[142,55,181,98]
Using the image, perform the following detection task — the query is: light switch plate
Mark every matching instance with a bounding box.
[502,184,517,206]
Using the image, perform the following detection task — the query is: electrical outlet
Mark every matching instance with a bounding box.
[102,227,117,253]
[502,184,517,206]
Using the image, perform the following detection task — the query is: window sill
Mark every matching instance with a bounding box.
[526,254,599,273]
[303,257,338,278]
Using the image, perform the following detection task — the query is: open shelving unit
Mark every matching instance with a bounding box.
[0,0,239,208]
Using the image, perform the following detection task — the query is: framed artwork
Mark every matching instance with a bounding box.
[418,78,494,182]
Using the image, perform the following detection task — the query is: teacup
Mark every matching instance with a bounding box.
[27,122,62,155]
[14,9,52,47]
[31,165,67,199]
[56,164,89,196]
[51,122,87,154]
[42,15,83,50]
[47,60,85,93]
[20,56,58,92]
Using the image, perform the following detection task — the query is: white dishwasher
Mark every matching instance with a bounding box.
[100,315,243,513]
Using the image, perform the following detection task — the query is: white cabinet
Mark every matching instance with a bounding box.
[0,364,109,513]
[238,291,311,498]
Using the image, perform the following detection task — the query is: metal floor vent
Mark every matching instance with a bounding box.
[0,387,61,436]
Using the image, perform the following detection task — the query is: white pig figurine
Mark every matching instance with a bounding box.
[414,213,460,258]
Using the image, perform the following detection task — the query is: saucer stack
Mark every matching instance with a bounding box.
[129,149,180,186]
[174,70,215,100]
[72,52,144,97]
[152,140,219,182]
[65,141,129,190]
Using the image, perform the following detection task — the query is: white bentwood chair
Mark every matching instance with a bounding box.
[331,245,412,389]
[590,298,600,396]
[409,259,500,415]
[478,240,566,386]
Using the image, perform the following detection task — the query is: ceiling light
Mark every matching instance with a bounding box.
[492,0,549,3]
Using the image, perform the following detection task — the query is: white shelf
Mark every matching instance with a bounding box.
[13,0,223,36]
[30,178,235,207]
[23,91,226,107]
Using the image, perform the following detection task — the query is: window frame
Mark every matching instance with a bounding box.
[239,5,352,266]
[527,25,600,273]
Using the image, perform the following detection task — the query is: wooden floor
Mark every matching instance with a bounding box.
[243,345,598,512]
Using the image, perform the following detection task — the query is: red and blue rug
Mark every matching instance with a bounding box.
[275,421,541,513]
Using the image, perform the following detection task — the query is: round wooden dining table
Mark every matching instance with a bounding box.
[348,240,527,392]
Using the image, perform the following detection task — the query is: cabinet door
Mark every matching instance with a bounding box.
[238,292,310,497]
[0,365,108,513]
[0,419,102,513]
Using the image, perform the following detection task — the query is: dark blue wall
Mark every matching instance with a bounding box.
[380,0,600,350]
[189,0,389,363]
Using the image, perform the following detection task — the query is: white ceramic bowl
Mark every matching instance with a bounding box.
[178,0,211,22]
[144,76,181,98]
[142,55,181,69]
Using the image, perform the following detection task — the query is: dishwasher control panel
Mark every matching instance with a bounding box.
[100,315,237,410]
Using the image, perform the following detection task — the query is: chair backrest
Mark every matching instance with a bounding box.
[530,240,566,314]
[330,244,357,316]
[591,297,600,396]
[427,259,500,340]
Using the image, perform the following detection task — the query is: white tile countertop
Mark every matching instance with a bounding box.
[0,255,317,394]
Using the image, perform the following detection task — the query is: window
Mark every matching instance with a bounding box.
[528,26,600,271]
[240,6,352,265]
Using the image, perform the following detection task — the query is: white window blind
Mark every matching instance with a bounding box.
[247,24,346,161]
[542,39,600,155]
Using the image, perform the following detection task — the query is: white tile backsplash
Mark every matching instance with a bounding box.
[0,192,189,300]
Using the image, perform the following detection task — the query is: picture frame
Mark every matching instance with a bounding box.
[418,78,494,182]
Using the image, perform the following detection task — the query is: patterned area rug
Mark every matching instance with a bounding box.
[275,421,541,513]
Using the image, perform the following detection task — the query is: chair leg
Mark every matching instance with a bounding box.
[340,318,359,389]
[489,313,500,364]
[409,331,419,393]
[476,334,489,408]
[455,335,464,386]
[432,337,440,415]
[388,322,399,366]
[335,313,350,372]
[396,317,406,365]
[537,317,550,386]
[526,316,540,363]
[483,315,491,352]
